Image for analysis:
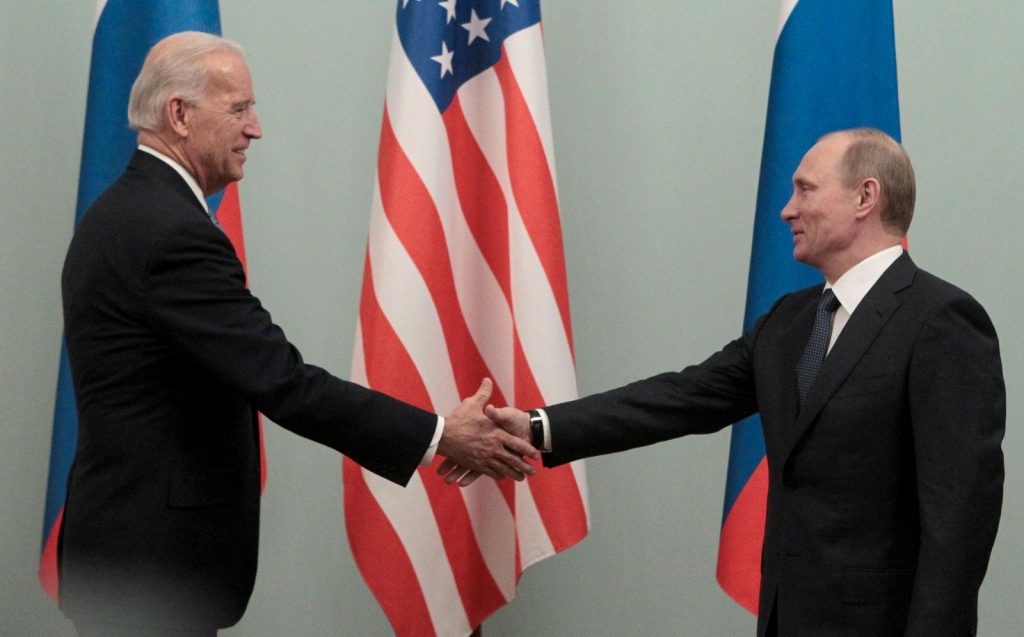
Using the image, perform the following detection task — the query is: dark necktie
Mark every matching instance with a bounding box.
[796,288,841,401]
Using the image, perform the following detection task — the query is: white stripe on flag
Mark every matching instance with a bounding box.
[367,182,458,410]
[514,479,557,568]
[510,209,577,405]
[93,0,108,27]
[365,471,472,637]
[351,325,471,635]
[456,61,576,406]
[460,480,517,601]
[504,27,559,200]
[384,30,516,400]
[778,0,799,35]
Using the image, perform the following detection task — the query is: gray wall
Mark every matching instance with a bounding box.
[2,2,1021,635]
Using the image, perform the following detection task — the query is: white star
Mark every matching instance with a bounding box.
[501,0,519,8]
[402,0,421,8]
[438,0,456,23]
[430,41,455,78]
[461,9,492,45]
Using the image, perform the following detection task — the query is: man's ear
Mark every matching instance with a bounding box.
[855,177,882,220]
[166,97,190,139]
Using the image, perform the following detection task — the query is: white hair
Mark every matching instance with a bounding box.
[127,31,245,131]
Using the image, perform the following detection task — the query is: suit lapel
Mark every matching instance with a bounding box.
[777,288,821,423]
[782,253,917,457]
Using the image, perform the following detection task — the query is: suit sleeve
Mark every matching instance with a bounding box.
[143,217,436,486]
[542,317,763,467]
[904,295,1005,635]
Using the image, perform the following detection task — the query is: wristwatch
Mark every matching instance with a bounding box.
[528,409,544,450]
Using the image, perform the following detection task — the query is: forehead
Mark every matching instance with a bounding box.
[795,135,848,180]
[203,51,253,96]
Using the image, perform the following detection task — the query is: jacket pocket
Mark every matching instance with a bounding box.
[841,567,913,604]
[833,371,898,399]
[168,469,243,508]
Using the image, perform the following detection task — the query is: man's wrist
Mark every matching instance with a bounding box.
[420,415,445,466]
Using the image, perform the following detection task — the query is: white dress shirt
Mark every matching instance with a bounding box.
[824,245,904,352]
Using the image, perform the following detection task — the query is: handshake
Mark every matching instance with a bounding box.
[435,378,540,488]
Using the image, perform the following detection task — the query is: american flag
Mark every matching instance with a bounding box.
[343,1,589,635]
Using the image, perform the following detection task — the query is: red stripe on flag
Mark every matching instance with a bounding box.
[443,96,512,305]
[420,465,509,628]
[493,53,573,353]
[378,106,519,624]
[344,462,434,637]
[356,251,432,408]
[512,337,588,550]
[440,94,563,539]
[377,108,507,407]
[348,253,437,634]
[217,183,248,272]
[354,252,508,629]
[716,456,767,615]
[440,87,584,552]
[38,508,62,603]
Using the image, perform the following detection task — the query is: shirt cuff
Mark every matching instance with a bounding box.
[536,408,552,452]
[419,415,445,466]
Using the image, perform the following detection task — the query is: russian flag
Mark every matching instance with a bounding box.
[39,0,260,602]
[716,0,902,614]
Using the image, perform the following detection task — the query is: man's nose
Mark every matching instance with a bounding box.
[245,111,262,139]
[780,195,796,220]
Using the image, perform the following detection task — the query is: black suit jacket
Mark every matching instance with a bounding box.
[59,151,437,629]
[543,253,1004,636]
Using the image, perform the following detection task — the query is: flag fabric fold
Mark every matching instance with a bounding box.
[717,0,902,614]
[345,2,589,635]
[39,0,260,602]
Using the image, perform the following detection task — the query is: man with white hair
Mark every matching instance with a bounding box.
[59,31,537,637]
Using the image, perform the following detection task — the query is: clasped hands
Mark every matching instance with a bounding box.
[436,378,536,487]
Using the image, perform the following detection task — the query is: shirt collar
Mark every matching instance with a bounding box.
[826,245,904,315]
[137,145,210,214]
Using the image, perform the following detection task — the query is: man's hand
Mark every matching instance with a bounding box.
[436,379,539,486]
[438,402,535,487]
[484,404,531,441]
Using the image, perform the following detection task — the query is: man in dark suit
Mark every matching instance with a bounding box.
[59,31,537,637]
[474,129,1004,636]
